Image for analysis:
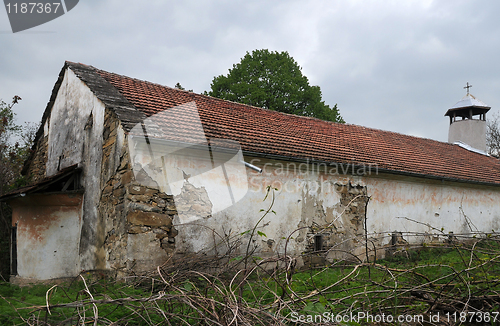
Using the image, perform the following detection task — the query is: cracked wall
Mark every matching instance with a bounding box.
[23,120,49,183]
[99,110,178,276]
[19,67,106,279]
[18,67,500,280]
[162,155,500,266]
[301,181,369,266]
[158,156,373,262]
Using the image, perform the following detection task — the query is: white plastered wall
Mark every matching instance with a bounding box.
[365,175,500,242]
[145,153,500,257]
[448,119,487,152]
[44,67,106,271]
[11,195,83,280]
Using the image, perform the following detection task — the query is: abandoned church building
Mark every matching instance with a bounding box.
[2,61,500,282]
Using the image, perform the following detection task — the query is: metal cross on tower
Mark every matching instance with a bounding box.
[464,82,472,94]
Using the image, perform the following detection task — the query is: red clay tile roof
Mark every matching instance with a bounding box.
[66,62,500,185]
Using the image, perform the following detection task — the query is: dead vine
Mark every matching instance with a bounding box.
[3,192,500,325]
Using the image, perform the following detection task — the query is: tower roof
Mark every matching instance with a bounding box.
[445,93,490,117]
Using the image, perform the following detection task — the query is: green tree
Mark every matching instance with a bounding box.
[487,113,500,157]
[207,49,344,123]
[174,82,193,92]
[0,96,23,194]
[0,97,37,193]
[0,96,20,280]
[0,96,36,279]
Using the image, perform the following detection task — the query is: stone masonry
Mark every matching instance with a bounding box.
[303,181,369,267]
[99,109,178,276]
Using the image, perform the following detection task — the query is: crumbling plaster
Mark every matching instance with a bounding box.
[99,110,177,275]
[147,155,371,260]
[16,66,500,280]
[142,153,500,263]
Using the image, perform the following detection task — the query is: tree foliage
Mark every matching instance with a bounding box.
[0,96,22,195]
[487,113,500,157]
[0,96,36,194]
[0,96,37,279]
[207,49,344,123]
[174,82,193,92]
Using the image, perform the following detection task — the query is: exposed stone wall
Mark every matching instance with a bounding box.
[99,109,178,276]
[174,182,213,222]
[125,184,178,272]
[24,130,49,183]
[302,181,369,267]
[100,170,179,275]
[101,109,125,186]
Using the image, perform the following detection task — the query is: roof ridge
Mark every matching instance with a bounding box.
[66,62,147,132]
[85,63,352,126]
[96,68,177,90]
[90,62,498,162]
[85,64,469,150]
[35,61,500,186]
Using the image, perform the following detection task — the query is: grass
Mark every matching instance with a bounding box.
[2,239,500,325]
[0,276,160,325]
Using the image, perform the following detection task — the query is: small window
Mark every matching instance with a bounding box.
[314,234,323,252]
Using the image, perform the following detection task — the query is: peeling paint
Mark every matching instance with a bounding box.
[10,194,83,280]
[13,66,500,282]
[174,182,213,223]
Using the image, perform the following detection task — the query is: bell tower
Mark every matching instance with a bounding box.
[445,83,490,152]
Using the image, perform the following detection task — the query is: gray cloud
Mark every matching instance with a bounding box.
[2,0,500,143]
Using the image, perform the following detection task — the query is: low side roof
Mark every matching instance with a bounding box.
[28,62,500,186]
[0,164,81,201]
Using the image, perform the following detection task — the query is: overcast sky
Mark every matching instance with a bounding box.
[2,0,500,143]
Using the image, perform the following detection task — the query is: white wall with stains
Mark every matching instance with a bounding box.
[10,194,83,280]
[23,68,500,277]
[136,154,371,257]
[44,67,106,271]
[365,175,500,242]
[46,68,103,176]
[143,152,500,259]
